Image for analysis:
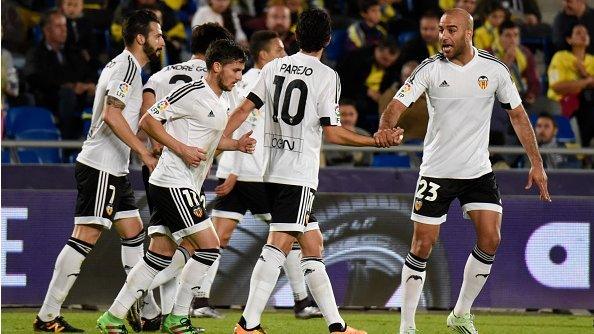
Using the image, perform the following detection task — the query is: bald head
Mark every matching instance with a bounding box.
[443,8,473,30]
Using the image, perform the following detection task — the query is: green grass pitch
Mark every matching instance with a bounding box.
[2,309,592,333]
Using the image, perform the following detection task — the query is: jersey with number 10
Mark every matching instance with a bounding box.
[247,53,341,190]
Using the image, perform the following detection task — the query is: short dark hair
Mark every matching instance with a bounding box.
[249,30,279,61]
[376,37,399,54]
[420,10,442,21]
[339,98,357,107]
[122,9,160,47]
[486,2,506,15]
[190,23,234,55]
[537,112,557,128]
[296,8,331,53]
[205,39,248,70]
[358,0,380,13]
[498,20,518,34]
[40,9,63,29]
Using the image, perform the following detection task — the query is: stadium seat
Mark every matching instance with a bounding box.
[15,129,62,163]
[1,148,10,163]
[372,153,410,168]
[4,106,58,138]
[82,107,93,137]
[326,29,347,62]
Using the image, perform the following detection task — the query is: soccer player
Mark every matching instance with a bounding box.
[132,23,235,329]
[225,9,403,334]
[212,29,322,320]
[375,9,551,334]
[96,39,253,334]
[34,10,165,332]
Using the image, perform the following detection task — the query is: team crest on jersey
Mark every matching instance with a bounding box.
[478,76,489,89]
[115,82,130,99]
[414,200,423,211]
[193,206,203,218]
[150,99,170,115]
[105,204,114,216]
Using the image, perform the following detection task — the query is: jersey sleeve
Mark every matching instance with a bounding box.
[393,61,431,107]
[106,59,138,105]
[246,64,269,109]
[496,66,523,110]
[146,96,171,122]
[318,71,341,126]
[143,74,159,97]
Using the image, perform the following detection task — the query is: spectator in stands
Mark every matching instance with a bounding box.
[474,2,506,51]
[379,0,396,23]
[59,0,102,70]
[266,3,299,55]
[531,112,579,168]
[553,0,594,54]
[112,0,186,65]
[392,10,441,75]
[547,23,594,147]
[323,99,373,167]
[346,0,388,51]
[337,38,399,132]
[378,60,428,142]
[192,0,247,44]
[493,20,540,106]
[1,48,19,114]
[25,9,96,140]
[456,0,480,27]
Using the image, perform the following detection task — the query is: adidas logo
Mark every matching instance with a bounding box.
[439,80,449,87]
[259,255,266,262]
[208,110,215,117]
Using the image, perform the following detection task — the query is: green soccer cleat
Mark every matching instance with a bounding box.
[161,314,205,333]
[96,311,128,334]
[447,311,478,334]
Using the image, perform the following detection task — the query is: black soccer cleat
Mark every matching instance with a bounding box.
[34,315,85,332]
[140,313,162,332]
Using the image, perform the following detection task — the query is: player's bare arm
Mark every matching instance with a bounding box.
[139,112,206,167]
[217,130,256,153]
[224,98,256,137]
[507,104,551,202]
[140,90,164,156]
[103,95,157,170]
[324,125,404,147]
[375,99,408,147]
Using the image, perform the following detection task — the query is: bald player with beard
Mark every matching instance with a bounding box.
[375,9,551,334]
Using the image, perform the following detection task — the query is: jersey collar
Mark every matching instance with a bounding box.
[445,46,479,71]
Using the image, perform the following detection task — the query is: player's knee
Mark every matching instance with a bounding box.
[411,234,437,258]
[72,225,102,244]
[478,233,500,254]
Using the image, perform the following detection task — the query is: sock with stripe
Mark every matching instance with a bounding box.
[109,250,172,319]
[38,237,94,322]
[301,257,345,331]
[284,243,309,302]
[195,250,221,301]
[399,252,427,332]
[453,245,494,316]
[149,247,190,314]
[241,244,286,329]
[171,249,220,316]
[121,231,160,319]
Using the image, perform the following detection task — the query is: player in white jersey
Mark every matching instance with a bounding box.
[213,30,323,320]
[126,23,235,330]
[33,10,166,333]
[97,39,254,334]
[375,9,551,334]
[225,9,403,334]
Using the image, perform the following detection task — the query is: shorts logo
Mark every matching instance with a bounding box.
[115,82,130,99]
[414,200,423,211]
[193,207,203,218]
[105,204,114,216]
[478,76,489,89]
[149,99,170,115]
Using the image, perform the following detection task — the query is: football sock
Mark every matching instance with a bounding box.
[284,243,309,302]
[242,244,286,329]
[152,247,189,314]
[301,257,345,329]
[453,245,494,316]
[171,249,220,316]
[195,254,221,300]
[400,252,427,332]
[38,237,94,322]
[109,251,172,319]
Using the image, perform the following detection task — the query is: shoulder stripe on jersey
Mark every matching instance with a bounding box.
[477,50,511,74]
[334,71,339,103]
[168,85,204,105]
[168,81,204,101]
[123,56,137,84]
[408,57,438,83]
[123,58,132,83]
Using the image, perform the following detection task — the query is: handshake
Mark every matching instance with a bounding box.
[373,127,405,148]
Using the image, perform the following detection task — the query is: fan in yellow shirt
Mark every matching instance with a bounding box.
[474,3,506,51]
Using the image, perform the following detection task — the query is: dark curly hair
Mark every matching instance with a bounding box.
[191,22,234,55]
[205,39,247,70]
[295,8,331,53]
[122,9,160,47]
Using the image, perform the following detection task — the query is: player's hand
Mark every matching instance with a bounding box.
[373,128,404,147]
[179,145,207,167]
[525,164,551,202]
[141,151,158,172]
[215,173,237,196]
[238,130,256,153]
[152,141,164,158]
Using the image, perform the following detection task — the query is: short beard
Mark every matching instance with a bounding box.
[217,75,231,92]
[143,42,161,63]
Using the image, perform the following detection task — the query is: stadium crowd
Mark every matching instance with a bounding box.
[1,0,593,168]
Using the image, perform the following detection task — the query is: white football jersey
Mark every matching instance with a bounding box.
[143,58,207,100]
[394,47,522,179]
[148,78,241,192]
[248,53,341,190]
[77,50,142,176]
[216,67,266,182]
